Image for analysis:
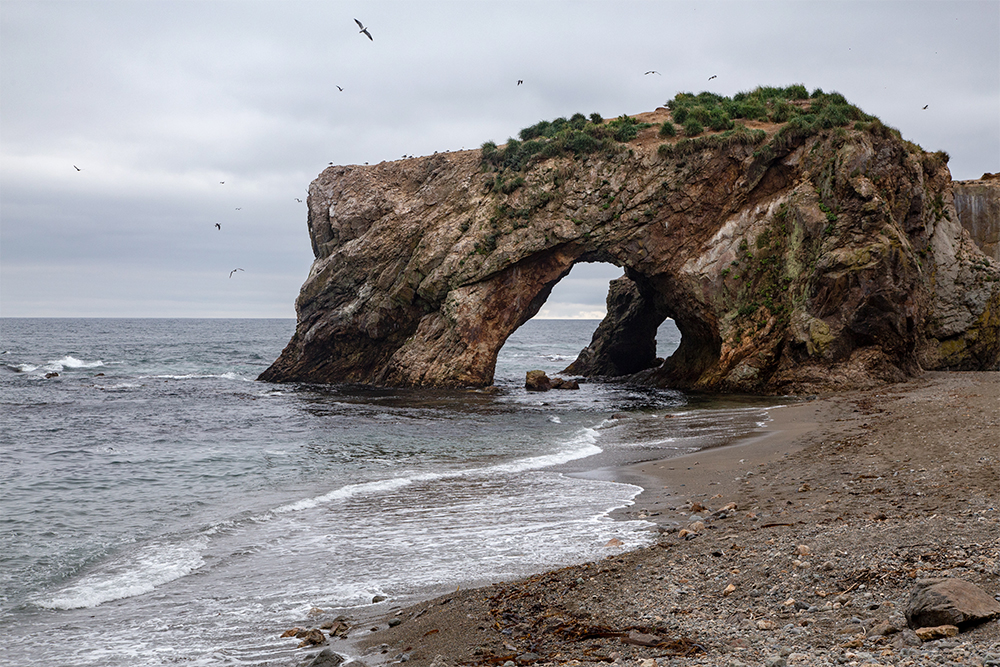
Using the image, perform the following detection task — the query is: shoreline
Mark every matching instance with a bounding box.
[308,372,999,667]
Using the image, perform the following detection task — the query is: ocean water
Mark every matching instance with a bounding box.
[0,318,778,666]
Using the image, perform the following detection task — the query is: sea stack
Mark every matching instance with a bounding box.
[260,89,1000,392]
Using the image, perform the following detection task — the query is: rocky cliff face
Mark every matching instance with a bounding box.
[953,175,1000,262]
[260,108,1000,392]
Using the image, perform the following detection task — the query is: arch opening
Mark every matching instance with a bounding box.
[494,260,683,384]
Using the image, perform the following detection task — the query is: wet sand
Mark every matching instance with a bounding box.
[296,372,1000,667]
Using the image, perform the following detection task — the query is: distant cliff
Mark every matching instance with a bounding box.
[953,175,1000,262]
[260,88,1000,392]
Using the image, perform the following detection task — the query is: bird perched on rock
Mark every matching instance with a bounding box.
[354,18,372,40]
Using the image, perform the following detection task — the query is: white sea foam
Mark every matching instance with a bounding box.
[38,536,208,610]
[482,427,601,474]
[46,355,105,371]
[94,382,141,391]
[264,427,603,518]
[270,477,416,514]
[139,372,249,381]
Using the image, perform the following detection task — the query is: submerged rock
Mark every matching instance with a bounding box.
[260,105,1000,392]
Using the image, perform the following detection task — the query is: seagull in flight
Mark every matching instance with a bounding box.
[229,268,244,278]
[708,75,717,80]
[73,165,81,171]
[336,86,343,92]
[215,223,221,230]
[644,71,660,75]
[354,18,372,41]
[922,105,929,109]
[517,79,523,85]
[295,198,303,203]
[235,207,241,210]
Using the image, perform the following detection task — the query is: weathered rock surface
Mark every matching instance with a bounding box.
[905,578,1000,629]
[525,370,552,391]
[954,174,1000,262]
[259,109,1000,391]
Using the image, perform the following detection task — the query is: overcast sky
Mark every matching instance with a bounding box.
[1,0,997,319]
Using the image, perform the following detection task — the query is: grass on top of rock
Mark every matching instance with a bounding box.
[481,113,651,174]
[656,85,927,163]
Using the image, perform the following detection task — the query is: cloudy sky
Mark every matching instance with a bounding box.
[2,0,997,319]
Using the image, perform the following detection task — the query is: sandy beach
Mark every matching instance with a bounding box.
[302,371,1000,667]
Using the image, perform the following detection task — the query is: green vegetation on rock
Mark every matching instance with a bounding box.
[480,114,651,174]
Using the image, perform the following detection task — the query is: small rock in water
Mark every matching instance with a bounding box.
[372,594,388,603]
[525,370,552,391]
[604,537,624,547]
[301,648,345,667]
[297,628,328,647]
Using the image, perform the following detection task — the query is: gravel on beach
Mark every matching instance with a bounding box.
[296,371,1000,667]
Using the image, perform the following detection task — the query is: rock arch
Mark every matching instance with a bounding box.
[259,110,1000,392]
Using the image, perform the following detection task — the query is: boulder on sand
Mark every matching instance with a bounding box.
[905,578,1000,629]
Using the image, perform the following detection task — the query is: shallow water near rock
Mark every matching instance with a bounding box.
[0,317,779,666]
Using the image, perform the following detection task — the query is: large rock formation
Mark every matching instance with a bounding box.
[260,108,1000,392]
[953,174,1000,262]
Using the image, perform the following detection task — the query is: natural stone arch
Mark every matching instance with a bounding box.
[259,110,1000,392]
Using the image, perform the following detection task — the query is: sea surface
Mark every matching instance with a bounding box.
[0,318,780,666]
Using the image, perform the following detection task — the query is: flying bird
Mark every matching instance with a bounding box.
[295,198,303,203]
[215,223,221,230]
[517,80,523,85]
[337,86,343,92]
[354,18,372,40]
[922,105,929,109]
[235,207,241,210]
[73,165,81,171]
[708,75,717,80]
[220,181,225,184]
[644,71,660,75]
[229,268,244,278]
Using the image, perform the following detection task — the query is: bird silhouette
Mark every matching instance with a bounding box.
[708,75,717,80]
[644,71,660,75]
[922,105,929,110]
[215,223,221,230]
[354,18,372,40]
[295,198,303,203]
[517,80,523,85]
[235,207,241,210]
[229,268,244,278]
[337,86,344,92]
[220,181,225,184]
[73,165,81,171]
